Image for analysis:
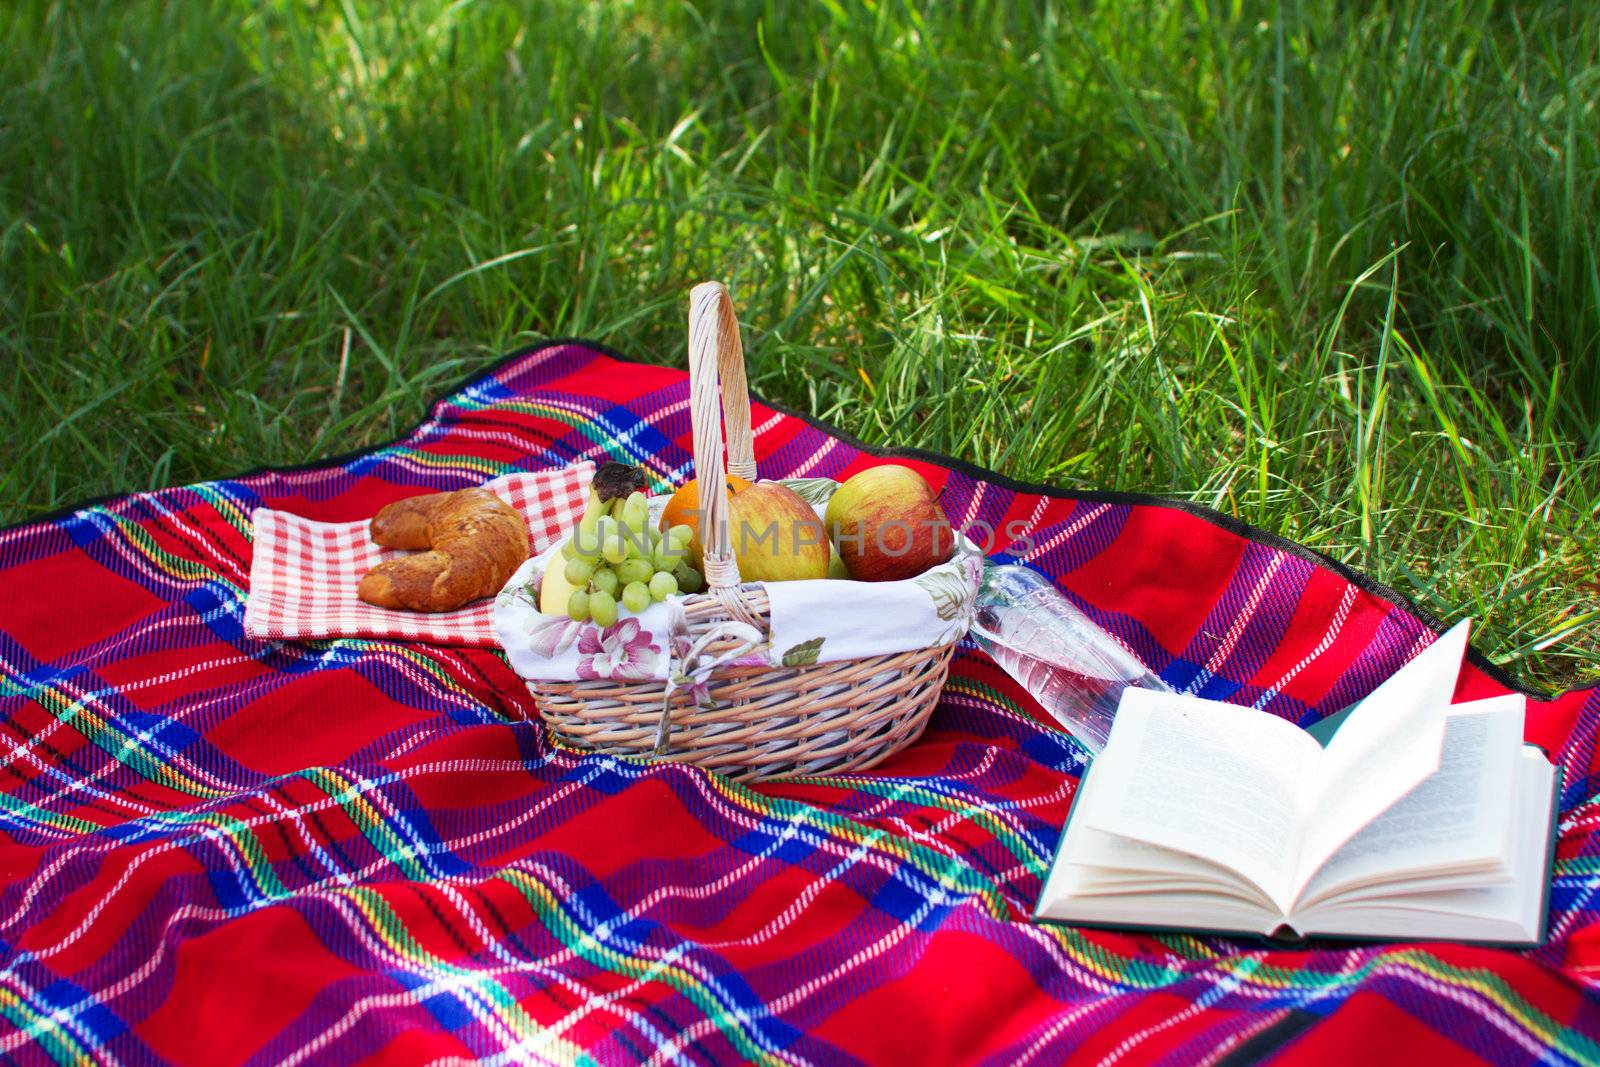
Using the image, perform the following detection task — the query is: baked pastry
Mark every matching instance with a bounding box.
[357,488,528,612]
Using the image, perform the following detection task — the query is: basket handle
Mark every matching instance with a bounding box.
[687,282,760,613]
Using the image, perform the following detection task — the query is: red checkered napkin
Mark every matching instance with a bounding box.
[244,463,594,646]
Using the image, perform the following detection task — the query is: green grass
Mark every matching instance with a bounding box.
[2,0,1596,690]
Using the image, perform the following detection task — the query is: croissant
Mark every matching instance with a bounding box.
[357,488,529,612]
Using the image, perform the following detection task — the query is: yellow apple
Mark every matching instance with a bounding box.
[538,548,576,614]
[718,481,830,582]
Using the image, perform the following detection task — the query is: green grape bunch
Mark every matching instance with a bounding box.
[555,471,703,623]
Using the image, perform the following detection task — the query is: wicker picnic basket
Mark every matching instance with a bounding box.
[526,282,963,780]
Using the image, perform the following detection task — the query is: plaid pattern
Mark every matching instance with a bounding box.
[243,466,593,647]
[1,341,1597,1065]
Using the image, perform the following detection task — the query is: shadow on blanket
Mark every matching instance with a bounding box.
[0,342,1596,1065]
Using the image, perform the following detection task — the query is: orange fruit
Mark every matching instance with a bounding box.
[660,475,752,564]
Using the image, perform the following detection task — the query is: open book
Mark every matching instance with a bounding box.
[1036,622,1559,944]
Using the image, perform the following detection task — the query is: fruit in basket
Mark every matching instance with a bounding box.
[590,567,619,598]
[571,499,603,560]
[673,561,704,593]
[649,571,678,600]
[597,516,629,564]
[540,549,578,614]
[826,544,851,580]
[592,461,649,503]
[659,475,753,563]
[589,588,618,627]
[619,490,650,534]
[616,558,652,585]
[563,556,595,586]
[539,463,703,620]
[825,464,955,582]
[621,580,652,614]
[725,481,830,582]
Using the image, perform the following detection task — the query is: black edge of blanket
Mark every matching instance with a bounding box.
[2,338,1585,705]
[1031,753,1562,949]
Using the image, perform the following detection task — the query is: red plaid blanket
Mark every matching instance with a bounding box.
[1,342,1597,1065]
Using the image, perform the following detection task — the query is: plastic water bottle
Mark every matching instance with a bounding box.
[970,564,1171,755]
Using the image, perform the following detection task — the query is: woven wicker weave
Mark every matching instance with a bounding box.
[528,282,962,780]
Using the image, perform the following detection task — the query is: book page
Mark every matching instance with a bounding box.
[1293,697,1523,912]
[1075,688,1323,905]
[1295,621,1471,882]
[1296,746,1554,944]
[1035,883,1274,936]
[1057,827,1280,911]
[1036,864,1272,934]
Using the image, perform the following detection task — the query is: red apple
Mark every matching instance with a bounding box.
[825,465,955,581]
